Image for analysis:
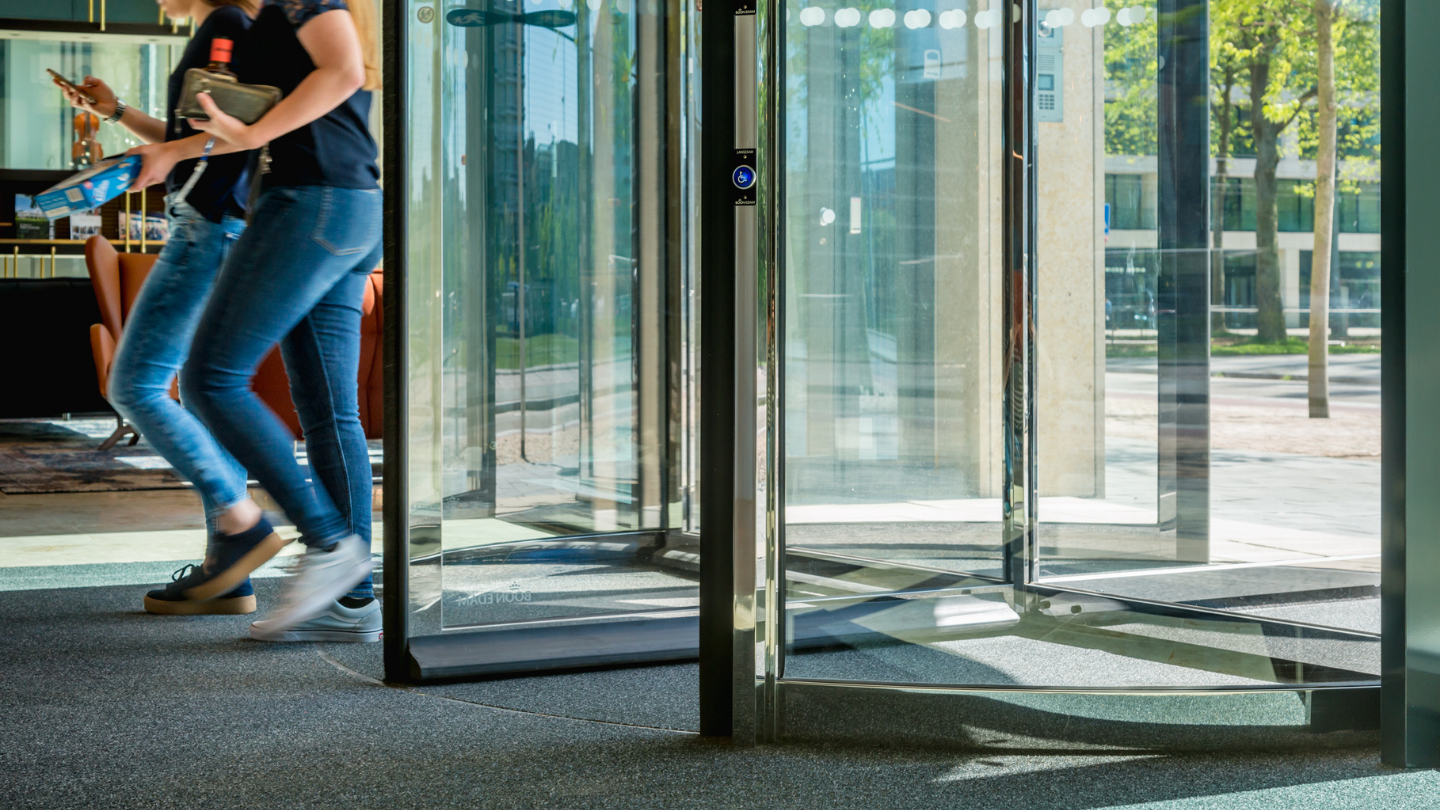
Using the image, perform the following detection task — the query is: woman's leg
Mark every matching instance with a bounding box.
[183,187,378,546]
[107,202,258,613]
[277,254,380,600]
[181,186,380,621]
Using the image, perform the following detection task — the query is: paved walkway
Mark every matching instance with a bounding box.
[1109,354,1382,386]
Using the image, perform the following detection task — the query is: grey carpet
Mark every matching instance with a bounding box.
[2,576,1437,809]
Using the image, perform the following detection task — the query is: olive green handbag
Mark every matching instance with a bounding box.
[173,69,281,220]
[174,68,281,129]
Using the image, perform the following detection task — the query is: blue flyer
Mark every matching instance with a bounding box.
[34,155,143,220]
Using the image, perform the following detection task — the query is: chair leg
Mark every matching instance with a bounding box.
[99,421,136,451]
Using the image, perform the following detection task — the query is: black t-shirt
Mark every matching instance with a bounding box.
[165,5,253,222]
[236,0,380,190]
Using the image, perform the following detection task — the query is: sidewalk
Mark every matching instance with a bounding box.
[1108,354,1380,385]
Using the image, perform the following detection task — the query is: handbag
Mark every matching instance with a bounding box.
[174,68,281,128]
[174,69,280,219]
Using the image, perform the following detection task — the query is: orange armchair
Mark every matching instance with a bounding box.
[84,236,384,450]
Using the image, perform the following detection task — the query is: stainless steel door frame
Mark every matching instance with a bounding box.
[697,0,762,742]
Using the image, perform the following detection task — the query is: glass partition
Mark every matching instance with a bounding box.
[1036,0,1382,638]
[403,0,694,634]
[769,0,1380,693]
[781,0,1006,586]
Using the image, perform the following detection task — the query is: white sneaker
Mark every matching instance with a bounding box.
[250,598,381,642]
[255,535,372,637]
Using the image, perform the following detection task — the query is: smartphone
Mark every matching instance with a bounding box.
[47,69,99,106]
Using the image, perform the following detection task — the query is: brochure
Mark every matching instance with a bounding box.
[14,195,51,240]
[69,211,102,240]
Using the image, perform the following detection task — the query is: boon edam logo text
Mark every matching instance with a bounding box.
[473,582,534,604]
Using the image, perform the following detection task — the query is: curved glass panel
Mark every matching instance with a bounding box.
[1037,0,1382,638]
[408,0,695,631]
[775,0,1380,690]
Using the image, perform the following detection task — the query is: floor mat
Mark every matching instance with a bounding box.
[0,418,381,494]
[0,418,190,494]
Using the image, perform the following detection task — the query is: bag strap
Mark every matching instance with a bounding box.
[174,137,217,203]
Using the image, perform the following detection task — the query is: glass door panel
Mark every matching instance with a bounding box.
[407,0,694,633]
[780,0,1012,683]
[1034,0,1382,638]
[771,0,1378,691]
[781,0,1006,583]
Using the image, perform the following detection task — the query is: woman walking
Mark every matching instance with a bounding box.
[127,0,382,640]
[58,0,272,616]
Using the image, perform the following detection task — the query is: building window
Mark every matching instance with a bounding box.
[1218,177,1257,232]
[1338,183,1381,233]
[1278,180,1316,232]
[1105,174,1152,230]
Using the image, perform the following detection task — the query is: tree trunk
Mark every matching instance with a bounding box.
[1250,59,1287,345]
[1212,70,1235,335]
[1308,0,1340,418]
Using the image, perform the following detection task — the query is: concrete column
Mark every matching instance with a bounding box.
[933,15,1003,498]
[1035,0,1104,498]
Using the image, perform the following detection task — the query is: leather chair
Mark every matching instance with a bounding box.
[84,236,383,450]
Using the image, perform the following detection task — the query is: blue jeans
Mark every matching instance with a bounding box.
[183,186,381,598]
[109,198,250,540]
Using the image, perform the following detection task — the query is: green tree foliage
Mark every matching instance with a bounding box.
[1104,0,1379,345]
[1103,1,1158,158]
[1212,0,1378,343]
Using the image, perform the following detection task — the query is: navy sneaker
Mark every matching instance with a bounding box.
[162,517,290,606]
[144,564,258,615]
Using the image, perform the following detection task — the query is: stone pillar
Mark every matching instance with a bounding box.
[1035,1,1105,498]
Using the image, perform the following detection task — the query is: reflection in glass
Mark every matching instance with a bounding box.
[774,0,1381,689]
[0,35,183,169]
[408,0,694,630]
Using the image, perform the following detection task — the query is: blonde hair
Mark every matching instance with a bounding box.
[347,0,382,91]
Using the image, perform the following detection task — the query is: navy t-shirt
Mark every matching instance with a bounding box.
[236,0,380,190]
[166,5,253,222]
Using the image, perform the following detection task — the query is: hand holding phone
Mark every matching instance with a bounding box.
[48,69,98,105]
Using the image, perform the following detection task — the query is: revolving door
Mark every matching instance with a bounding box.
[706,0,1382,744]
[384,0,1382,743]
[384,0,703,679]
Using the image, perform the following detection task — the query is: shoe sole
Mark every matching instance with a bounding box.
[250,627,381,643]
[263,556,373,635]
[184,532,289,602]
[144,594,258,615]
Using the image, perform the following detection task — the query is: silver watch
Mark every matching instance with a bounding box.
[105,99,126,124]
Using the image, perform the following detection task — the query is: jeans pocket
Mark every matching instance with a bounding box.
[166,200,202,246]
[311,188,378,257]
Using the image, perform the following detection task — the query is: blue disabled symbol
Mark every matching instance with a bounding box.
[732,165,756,190]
